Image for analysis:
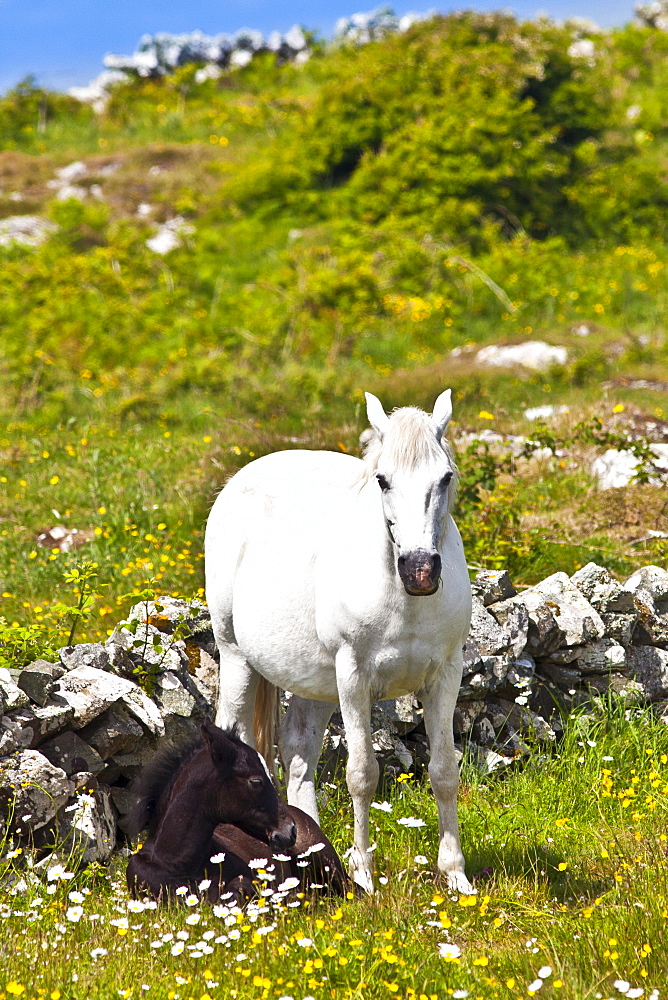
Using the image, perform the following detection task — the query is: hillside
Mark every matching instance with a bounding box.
[1,9,668,648]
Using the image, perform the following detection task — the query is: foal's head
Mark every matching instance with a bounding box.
[200,720,297,850]
[363,389,457,596]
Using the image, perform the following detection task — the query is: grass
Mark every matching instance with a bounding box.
[1,703,667,998]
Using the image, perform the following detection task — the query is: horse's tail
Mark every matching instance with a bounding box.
[254,675,281,776]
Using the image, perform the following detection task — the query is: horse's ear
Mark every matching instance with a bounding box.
[201,720,236,770]
[365,392,390,441]
[431,389,453,442]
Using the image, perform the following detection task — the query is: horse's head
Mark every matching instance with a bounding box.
[201,720,297,850]
[364,389,456,597]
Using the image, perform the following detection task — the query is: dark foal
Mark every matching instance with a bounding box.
[210,804,348,903]
[125,720,348,904]
[125,720,297,901]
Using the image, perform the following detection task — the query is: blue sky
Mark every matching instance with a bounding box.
[1,0,638,95]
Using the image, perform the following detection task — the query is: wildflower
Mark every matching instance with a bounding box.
[272,853,291,862]
[198,879,212,891]
[538,966,552,978]
[397,817,425,828]
[614,983,630,995]
[186,914,200,925]
[210,853,225,864]
[297,937,313,948]
[68,891,85,904]
[171,942,185,956]
[66,905,83,922]
[627,991,644,999]
[6,983,25,995]
[371,801,392,812]
[175,886,188,895]
[528,980,543,992]
[414,855,428,864]
[47,864,74,881]
[277,877,300,892]
[248,858,269,869]
[127,900,145,912]
[438,943,461,961]
[478,411,495,420]
[453,993,468,999]
[185,894,199,906]
[90,948,108,959]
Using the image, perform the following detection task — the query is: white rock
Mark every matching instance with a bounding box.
[592,445,668,489]
[624,565,668,603]
[524,405,570,421]
[532,572,605,646]
[60,790,117,862]
[146,216,194,255]
[0,751,73,833]
[53,665,135,727]
[475,341,568,372]
[0,216,56,248]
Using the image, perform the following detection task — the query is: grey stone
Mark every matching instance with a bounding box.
[0,668,29,711]
[17,662,59,706]
[0,702,74,752]
[541,646,583,665]
[491,697,556,742]
[469,744,514,774]
[625,565,668,603]
[539,662,582,689]
[53,665,135,727]
[110,785,136,816]
[121,685,165,737]
[154,670,195,718]
[576,639,627,674]
[533,572,606,646]
[503,590,565,656]
[59,643,111,673]
[601,613,637,646]
[469,597,512,655]
[376,694,422,733]
[627,646,668,701]
[191,648,218,706]
[78,705,144,759]
[462,636,483,674]
[585,673,644,702]
[0,750,73,834]
[453,700,486,735]
[487,600,529,657]
[459,659,494,699]
[40,731,104,775]
[471,715,496,746]
[471,569,517,607]
[633,613,668,649]
[571,563,636,614]
[58,789,116,862]
[505,655,536,695]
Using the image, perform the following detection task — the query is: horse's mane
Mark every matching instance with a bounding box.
[121,724,242,839]
[361,406,459,512]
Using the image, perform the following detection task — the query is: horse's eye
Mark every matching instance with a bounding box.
[248,777,264,791]
[440,472,453,489]
[376,474,390,492]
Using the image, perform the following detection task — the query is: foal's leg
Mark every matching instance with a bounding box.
[421,661,475,895]
[280,696,333,822]
[335,648,378,894]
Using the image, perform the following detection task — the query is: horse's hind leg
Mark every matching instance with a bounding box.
[421,664,475,895]
[213,639,259,745]
[280,696,333,823]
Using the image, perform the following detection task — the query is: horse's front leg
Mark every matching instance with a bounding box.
[336,647,378,894]
[421,662,475,895]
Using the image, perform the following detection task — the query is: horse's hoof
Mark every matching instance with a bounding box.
[443,870,476,896]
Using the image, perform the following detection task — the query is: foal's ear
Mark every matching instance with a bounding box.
[365,392,390,441]
[431,389,453,442]
[201,720,236,769]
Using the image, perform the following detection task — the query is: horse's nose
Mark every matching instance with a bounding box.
[397,550,441,596]
[271,821,297,851]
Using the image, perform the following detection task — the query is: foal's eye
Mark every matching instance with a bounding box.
[248,776,264,791]
[439,472,453,489]
[376,473,390,492]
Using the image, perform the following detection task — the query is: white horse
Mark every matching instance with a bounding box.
[204,390,474,894]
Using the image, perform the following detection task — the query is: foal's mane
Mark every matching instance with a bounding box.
[121,724,242,839]
[361,406,459,511]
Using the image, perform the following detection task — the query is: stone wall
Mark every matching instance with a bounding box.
[2,563,668,863]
